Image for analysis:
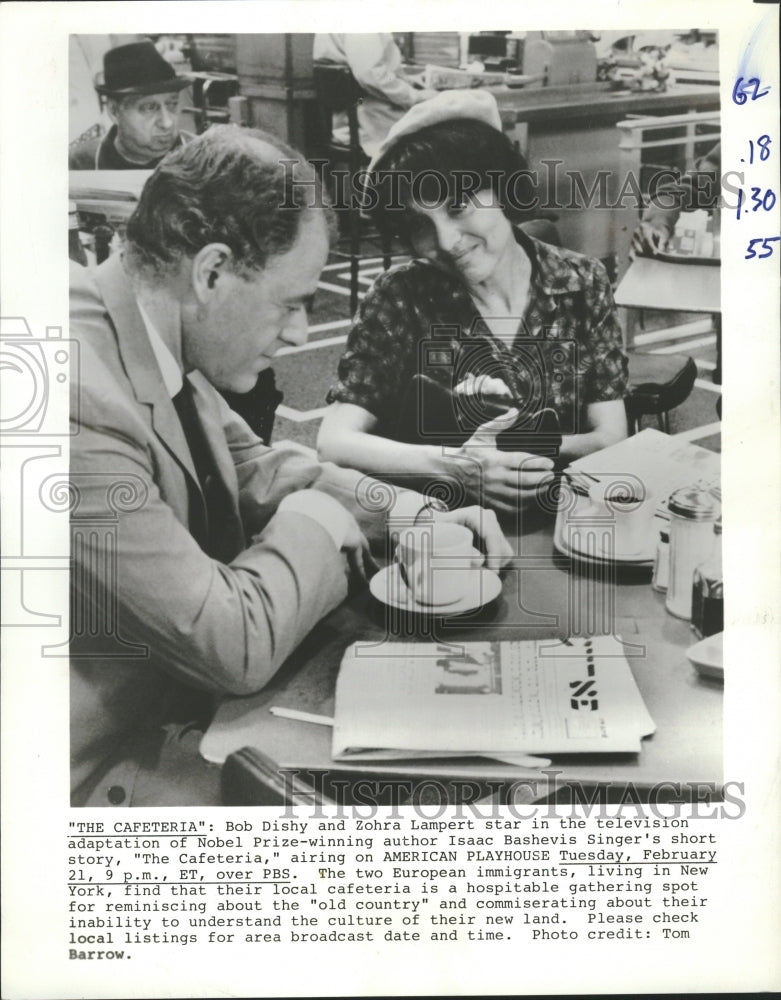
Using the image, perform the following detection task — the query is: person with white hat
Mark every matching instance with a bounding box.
[69,40,193,170]
[318,91,629,515]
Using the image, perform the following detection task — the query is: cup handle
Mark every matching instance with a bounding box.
[399,559,425,592]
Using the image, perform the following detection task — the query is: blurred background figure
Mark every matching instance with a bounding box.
[69,34,136,142]
[154,34,189,68]
[69,40,193,169]
[313,33,436,157]
[630,140,721,384]
[632,141,721,256]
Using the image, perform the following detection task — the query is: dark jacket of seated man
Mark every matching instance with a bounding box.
[69,123,193,170]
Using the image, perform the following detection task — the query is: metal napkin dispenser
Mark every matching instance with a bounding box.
[522,31,598,86]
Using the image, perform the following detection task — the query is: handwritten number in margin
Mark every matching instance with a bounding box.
[732,76,771,105]
[745,236,781,260]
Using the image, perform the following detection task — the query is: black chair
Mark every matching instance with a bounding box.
[221,746,498,807]
[624,352,698,434]
[181,72,240,133]
[221,747,336,806]
[533,222,697,435]
[219,367,283,445]
[312,61,392,314]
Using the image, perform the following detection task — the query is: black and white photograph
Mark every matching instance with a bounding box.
[1,2,779,997]
[64,25,727,808]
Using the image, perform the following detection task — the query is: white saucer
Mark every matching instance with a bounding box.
[686,632,724,681]
[369,565,503,614]
[553,508,656,565]
[554,527,655,565]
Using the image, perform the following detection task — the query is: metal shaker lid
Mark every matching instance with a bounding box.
[668,485,720,521]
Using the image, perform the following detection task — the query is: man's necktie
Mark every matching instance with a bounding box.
[172,379,234,562]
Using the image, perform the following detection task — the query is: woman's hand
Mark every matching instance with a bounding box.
[454,374,514,401]
[448,410,556,514]
[430,505,513,570]
[341,514,380,589]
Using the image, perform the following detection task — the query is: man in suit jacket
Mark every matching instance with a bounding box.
[70,124,511,807]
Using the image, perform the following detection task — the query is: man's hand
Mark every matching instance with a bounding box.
[342,514,379,589]
[631,221,669,257]
[278,490,378,588]
[449,409,555,515]
[430,505,513,571]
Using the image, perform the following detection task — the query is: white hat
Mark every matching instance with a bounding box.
[366,89,503,174]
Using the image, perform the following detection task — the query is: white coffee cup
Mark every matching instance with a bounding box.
[585,480,657,557]
[395,522,484,606]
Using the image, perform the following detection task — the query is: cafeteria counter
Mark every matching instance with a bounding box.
[491,82,720,277]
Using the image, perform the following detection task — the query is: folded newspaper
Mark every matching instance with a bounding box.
[332,637,655,763]
[565,427,721,517]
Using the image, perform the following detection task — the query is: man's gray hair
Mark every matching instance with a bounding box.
[125,125,334,282]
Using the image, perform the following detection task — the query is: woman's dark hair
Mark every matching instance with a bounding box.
[125,125,335,282]
[364,118,537,242]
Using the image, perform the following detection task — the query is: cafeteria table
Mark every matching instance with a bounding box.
[202,503,723,804]
[614,253,721,378]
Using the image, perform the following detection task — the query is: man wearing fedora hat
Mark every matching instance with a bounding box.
[69,40,194,170]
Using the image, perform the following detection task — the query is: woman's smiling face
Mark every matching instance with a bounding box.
[404,187,517,287]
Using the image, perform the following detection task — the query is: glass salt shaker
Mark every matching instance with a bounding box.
[691,520,723,638]
[665,486,720,620]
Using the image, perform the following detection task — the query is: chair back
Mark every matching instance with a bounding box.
[218,367,283,445]
[221,747,337,806]
[312,60,365,171]
[312,60,364,112]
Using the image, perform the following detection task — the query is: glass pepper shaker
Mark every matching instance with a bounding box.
[665,486,720,620]
[691,520,723,638]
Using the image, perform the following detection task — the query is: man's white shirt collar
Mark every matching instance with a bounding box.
[136,294,431,552]
[136,299,183,398]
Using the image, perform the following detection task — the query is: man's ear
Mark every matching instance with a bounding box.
[191,243,233,303]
